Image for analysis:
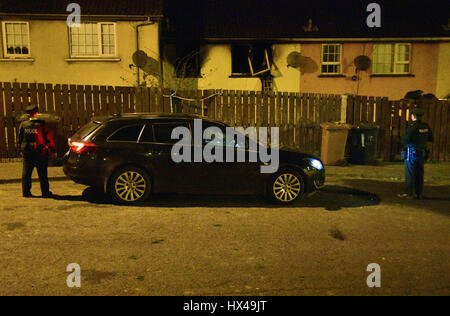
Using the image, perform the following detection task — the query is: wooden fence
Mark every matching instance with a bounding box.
[0,82,341,158]
[0,81,448,161]
[346,95,450,161]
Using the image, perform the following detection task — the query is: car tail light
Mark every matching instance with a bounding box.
[69,141,97,154]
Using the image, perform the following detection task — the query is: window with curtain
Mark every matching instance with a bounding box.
[373,43,411,74]
[2,22,30,57]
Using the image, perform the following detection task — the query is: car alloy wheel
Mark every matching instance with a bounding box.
[109,167,151,204]
[115,171,147,202]
[272,172,302,203]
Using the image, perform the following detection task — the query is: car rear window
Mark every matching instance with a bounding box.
[72,121,101,140]
[153,123,190,144]
[138,124,154,143]
[108,125,144,142]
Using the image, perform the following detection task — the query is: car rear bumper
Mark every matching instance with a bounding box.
[63,165,103,187]
[63,152,104,188]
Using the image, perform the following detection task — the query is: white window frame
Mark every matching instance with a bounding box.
[1,21,31,58]
[69,22,117,58]
[393,43,411,74]
[248,49,271,76]
[373,43,411,74]
[321,43,342,75]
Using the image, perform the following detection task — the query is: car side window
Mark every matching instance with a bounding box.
[138,124,154,143]
[108,125,144,142]
[203,124,227,147]
[153,123,190,144]
[204,123,247,148]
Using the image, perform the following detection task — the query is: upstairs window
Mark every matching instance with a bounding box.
[69,23,116,57]
[232,45,252,75]
[2,22,31,57]
[231,44,271,76]
[321,44,342,74]
[373,43,411,74]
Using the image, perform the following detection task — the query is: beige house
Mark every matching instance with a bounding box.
[162,42,301,92]
[0,0,163,87]
[1,0,449,100]
[299,40,450,100]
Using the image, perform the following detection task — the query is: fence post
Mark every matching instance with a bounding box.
[340,94,348,123]
[381,97,392,161]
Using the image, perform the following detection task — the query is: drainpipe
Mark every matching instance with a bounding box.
[136,18,156,87]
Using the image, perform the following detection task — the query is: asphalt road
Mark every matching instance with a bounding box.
[0,178,448,296]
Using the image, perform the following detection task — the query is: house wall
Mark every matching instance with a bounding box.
[0,19,160,87]
[436,42,450,99]
[198,44,260,91]
[162,43,301,92]
[299,42,442,100]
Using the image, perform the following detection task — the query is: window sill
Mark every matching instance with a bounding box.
[318,74,346,78]
[370,74,415,77]
[0,58,34,62]
[65,58,121,62]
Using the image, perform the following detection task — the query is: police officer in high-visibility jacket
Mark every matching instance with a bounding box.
[18,105,56,198]
[398,108,433,199]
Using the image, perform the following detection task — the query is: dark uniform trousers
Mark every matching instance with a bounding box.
[401,118,433,198]
[22,152,50,196]
[404,148,425,197]
[19,117,55,197]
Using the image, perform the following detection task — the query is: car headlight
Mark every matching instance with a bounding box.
[309,159,324,170]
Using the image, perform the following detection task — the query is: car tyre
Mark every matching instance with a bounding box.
[268,169,304,204]
[108,166,151,205]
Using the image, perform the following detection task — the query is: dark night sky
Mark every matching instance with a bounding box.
[163,0,450,39]
[0,0,448,39]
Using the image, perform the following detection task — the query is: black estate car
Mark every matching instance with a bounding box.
[63,113,325,205]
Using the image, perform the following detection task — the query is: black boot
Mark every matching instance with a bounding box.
[42,191,53,198]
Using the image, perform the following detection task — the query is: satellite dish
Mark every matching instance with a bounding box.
[287,52,302,68]
[354,55,371,71]
[133,50,148,68]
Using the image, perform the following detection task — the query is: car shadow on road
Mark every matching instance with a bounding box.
[52,185,381,211]
[341,179,450,215]
[52,189,109,205]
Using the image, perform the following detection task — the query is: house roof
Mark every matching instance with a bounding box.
[0,0,163,17]
[163,0,450,41]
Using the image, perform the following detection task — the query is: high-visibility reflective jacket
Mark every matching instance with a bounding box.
[18,118,55,156]
[401,120,433,150]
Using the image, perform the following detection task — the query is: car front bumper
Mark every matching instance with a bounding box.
[304,168,325,192]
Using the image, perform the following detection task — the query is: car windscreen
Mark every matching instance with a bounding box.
[72,121,101,141]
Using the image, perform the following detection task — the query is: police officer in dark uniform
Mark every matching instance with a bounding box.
[398,108,433,199]
[18,105,56,198]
